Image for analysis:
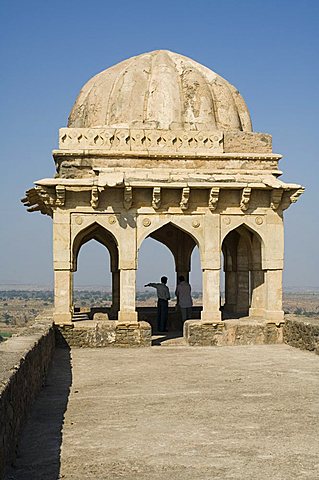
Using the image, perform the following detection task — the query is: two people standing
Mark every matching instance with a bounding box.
[145,275,192,332]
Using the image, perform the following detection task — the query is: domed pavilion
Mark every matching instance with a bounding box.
[23,50,304,340]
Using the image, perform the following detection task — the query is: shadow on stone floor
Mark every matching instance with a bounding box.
[152,331,184,345]
[5,347,72,480]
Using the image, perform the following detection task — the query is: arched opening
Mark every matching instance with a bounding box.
[73,240,112,315]
[137,222,202,333]
[72,223,119,320]
[189,246,202,308]
[221,224,265,319]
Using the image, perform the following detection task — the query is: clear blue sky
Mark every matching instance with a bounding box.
[0,0,318,290]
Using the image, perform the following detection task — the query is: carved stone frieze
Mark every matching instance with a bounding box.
[59,127,224,156]
[240,187,251,211]
[180,187,190,211]
[208,187,220,211]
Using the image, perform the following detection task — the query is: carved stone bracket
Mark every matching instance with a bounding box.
[290,187,305,204]
[90,186,100,208]
[281,187,305,211]
[124,186,133,210]
[152,187,161,210]
[180,187,190,211]
[55,185,66,206]
[270,189,284,210]
[208,187,220,211]
[240,187,251,211]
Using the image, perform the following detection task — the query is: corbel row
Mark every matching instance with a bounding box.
[22,184,305,215]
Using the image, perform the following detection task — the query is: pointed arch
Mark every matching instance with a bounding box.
[221,223,265,317]
[72,221,119,272]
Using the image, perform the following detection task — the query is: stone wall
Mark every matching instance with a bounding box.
[0,312,55,478]
[283,315,319,354]
[184,319,284,346]
[56,320,151,348]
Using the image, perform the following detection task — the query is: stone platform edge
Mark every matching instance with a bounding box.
[55,320,152,348]
[183,318,285,346]
[0,311,55,478]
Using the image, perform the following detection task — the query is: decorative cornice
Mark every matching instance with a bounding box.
[53,148,282,162]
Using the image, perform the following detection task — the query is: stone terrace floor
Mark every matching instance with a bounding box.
[5,344,319,480]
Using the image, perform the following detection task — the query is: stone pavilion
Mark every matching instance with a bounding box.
[22,50,304,338]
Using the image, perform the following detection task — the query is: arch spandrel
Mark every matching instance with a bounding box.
[136,215,204,255]
[220,215,267,266]
[71,214,121,246]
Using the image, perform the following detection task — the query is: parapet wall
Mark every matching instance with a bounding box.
[184,319,284,346]
[0,312,55,478]
[283,315,319,354]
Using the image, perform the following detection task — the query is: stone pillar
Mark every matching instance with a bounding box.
[53,269,73,325]
[265,269,284,321]
[235,271,250,314]
[176,271,189,284]
[111,269,120,315]
[118,268,138,322]
[249,269,266,317]
[224,270,237,312]
[201,269,221,321]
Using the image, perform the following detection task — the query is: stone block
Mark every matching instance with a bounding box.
[283,315,319,354]
[184,319,283,347]
[55,321,151,348]
[223,131,272,153]
[93,312,109,321]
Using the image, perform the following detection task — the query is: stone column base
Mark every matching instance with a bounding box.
[200,310,222,322]
[118,310,138,322]
[53,312,73,326]
[249,307,267,317]
[265,310,285,321]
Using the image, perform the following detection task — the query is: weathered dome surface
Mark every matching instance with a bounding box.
[68,50,252,132]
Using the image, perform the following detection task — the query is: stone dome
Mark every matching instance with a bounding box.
[68,50,252,132]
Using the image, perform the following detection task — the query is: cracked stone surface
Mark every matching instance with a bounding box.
[5,344,319,479]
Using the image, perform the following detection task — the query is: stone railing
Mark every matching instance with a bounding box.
[184,319,284,346]
[56,320,151,348]
[0,312,55,478]
[59,127,224,155]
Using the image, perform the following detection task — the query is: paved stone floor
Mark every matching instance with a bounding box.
[5,344,319,480]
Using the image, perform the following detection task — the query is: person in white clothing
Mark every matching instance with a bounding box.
[145,276,170,332]
[175,275,193,323]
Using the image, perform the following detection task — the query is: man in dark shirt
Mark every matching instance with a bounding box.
[145,276,170,332]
